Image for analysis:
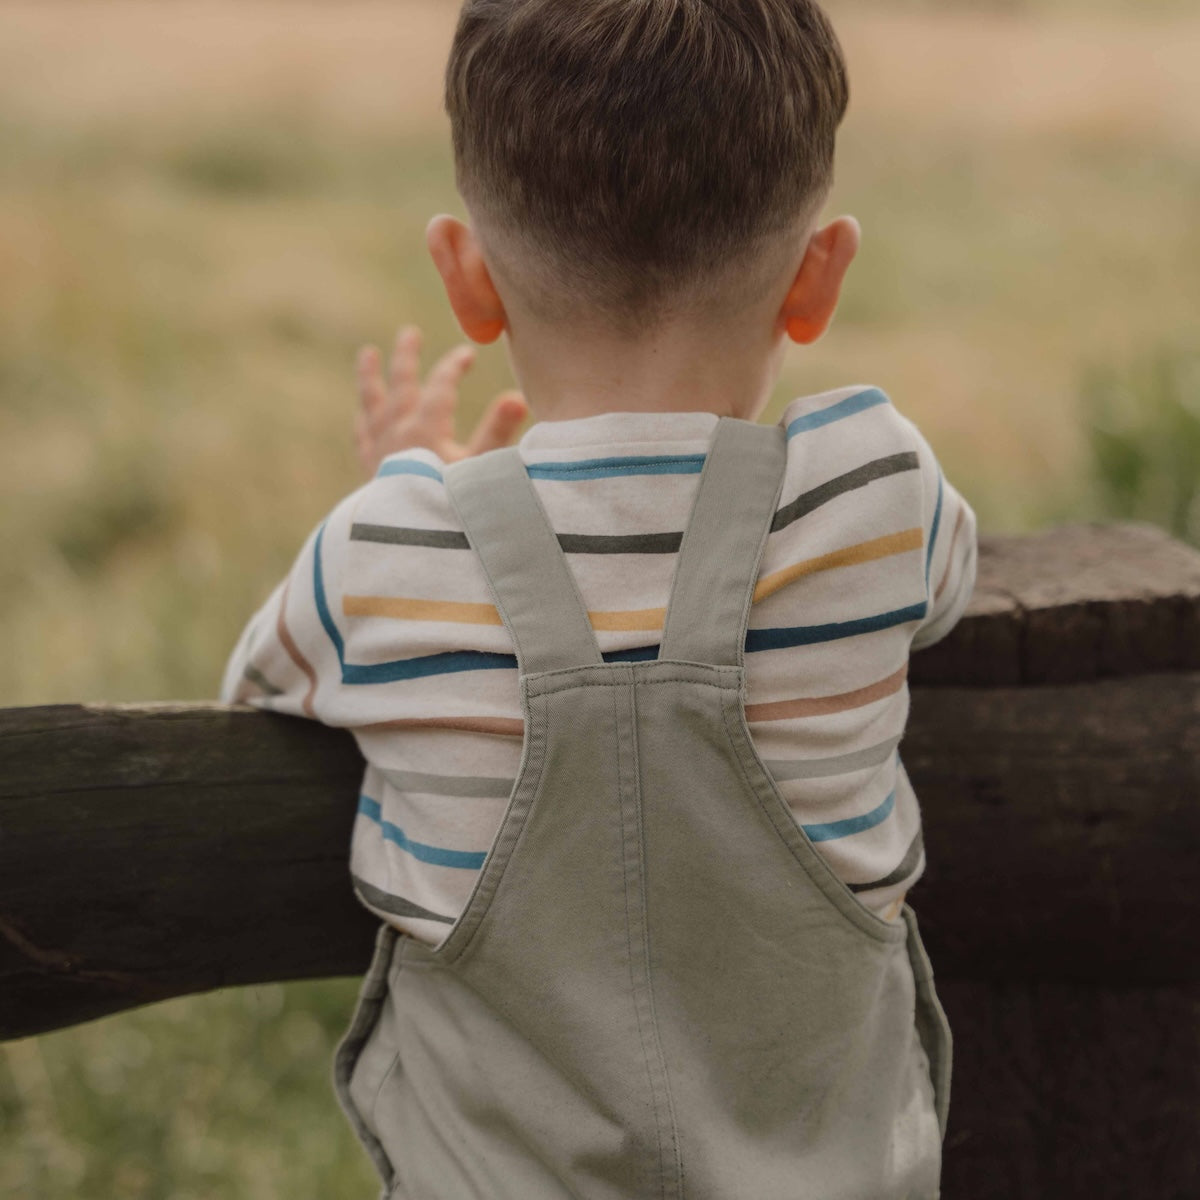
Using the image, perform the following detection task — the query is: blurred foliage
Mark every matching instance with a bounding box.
[2,980,377,1200]
[1083,346,1200,546]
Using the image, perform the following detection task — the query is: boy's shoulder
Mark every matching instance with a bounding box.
[775,384,939,488]
[777,384,921,446]
[351,446,460,526]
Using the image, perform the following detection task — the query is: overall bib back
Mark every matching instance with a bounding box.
[333,417,952,1200]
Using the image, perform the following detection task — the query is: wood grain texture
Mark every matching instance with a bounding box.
[0,703,374,1039]
[939,980,1200,1199]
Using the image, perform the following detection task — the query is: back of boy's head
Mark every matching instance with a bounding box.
[445,0,848,337]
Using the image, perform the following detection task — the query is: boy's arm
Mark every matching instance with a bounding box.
[908,424,978,652]
[221,323,528,716]
[218,500,358,720]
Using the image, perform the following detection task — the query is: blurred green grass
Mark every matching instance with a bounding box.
[3,1,1199,1197]
[3,981,377,1199]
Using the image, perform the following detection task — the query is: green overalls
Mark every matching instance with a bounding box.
[333,417,951,1200]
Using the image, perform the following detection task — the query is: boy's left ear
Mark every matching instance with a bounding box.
[781,216,860,345]
[426,215,508,344]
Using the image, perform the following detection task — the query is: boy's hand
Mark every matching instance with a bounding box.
[354,325,528,478]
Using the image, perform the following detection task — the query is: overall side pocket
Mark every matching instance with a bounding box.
[902,904,953,1140]
[333,923,401,1186]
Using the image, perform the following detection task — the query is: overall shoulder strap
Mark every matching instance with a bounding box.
[657,417,787,668]
[444,447,604,674]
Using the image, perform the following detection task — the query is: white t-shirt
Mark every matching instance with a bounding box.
[221,385,977,944]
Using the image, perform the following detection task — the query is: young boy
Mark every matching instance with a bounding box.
[221,1,976,1196]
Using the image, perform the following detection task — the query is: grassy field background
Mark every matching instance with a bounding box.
[2,1,1198,1196]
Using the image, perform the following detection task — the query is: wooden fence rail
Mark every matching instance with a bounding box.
[2,522,1199,1197]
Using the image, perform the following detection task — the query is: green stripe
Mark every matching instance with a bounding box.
[380,768,514,798]
[765,737,901,782]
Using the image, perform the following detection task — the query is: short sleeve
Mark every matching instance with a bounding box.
[904,421,978,651]
[218,484,367,722]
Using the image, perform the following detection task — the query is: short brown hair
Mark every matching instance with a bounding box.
[445,0,849,332]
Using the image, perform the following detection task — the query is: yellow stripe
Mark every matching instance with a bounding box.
[344,593,666,631]
[344,528,922,630]
[343,596,503,625]
[589,606,666,632]
[752,528,924,603]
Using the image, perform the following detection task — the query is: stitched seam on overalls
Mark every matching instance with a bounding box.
[615,683,673,1199]
[435,687,552,967]
[533,674,736,698]
[631,677,685,1199]
[718,691,906,946]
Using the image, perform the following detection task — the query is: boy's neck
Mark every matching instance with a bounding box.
[505,316,788,425]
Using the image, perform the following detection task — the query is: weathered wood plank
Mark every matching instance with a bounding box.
[905,672,1200,985]
[939,979,1200,1198]
[3,521,1199,1039]
[911,522,1200,684]
[0,703,375,1039]
[3,670,1198,1037]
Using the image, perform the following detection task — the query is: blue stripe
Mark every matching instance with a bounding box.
[785,388,889,439]
[358,795,488,869]
[604,645,659,663]
[803,790,896,843]
[745,603,927,652]
[343,649,516,683]
[313,523,345,661]
[925,468,944,588]
[526,454,705,480]
[341,645,660,683]
[377,458,444,482]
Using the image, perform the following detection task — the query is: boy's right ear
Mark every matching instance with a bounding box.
[426,215,508,344]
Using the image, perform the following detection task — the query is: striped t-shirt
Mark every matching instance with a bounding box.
[221,385,977,945]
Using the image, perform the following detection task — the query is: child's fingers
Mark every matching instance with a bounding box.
[465,391,529,456]
[352,409,375,476]
[388,325,422,410]
[421,344,476,420]
[356,345,388,424]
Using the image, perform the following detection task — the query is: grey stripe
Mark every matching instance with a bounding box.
[355,453,917,555]
[847,829,925,894]
[351,522,682,556]
[556,530,683,554]
[242,664,283,696]
[379,767,515,798]
[772,452,919,533]
[765,736,901,782]
[351,523,469,549]
[352,873,455,924]
[445,447,605,672]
